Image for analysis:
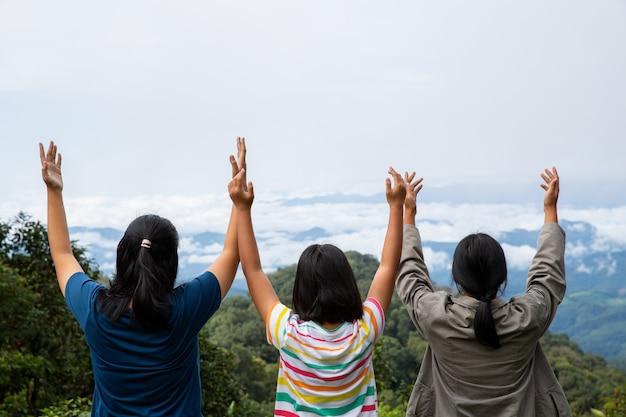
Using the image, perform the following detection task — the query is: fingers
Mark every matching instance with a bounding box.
[388,166,404,186]
[540,166,559,188]
[237,137,246,157]
[229,154,239,178]
[411,177,424,193]
[39,142,45,165]
[237,136,247,169]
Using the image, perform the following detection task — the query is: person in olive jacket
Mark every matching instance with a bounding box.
[396,167,571,417]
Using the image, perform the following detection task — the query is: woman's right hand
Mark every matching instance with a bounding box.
[540,166,559,223]
[39,141,63,191]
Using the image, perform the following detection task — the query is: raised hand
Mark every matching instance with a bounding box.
[540,167,559,208]
[40,141,63,191]
[403,171,424,214]
[540,166,559,223]
[230,136,247,176]
[228,169,254,210]
[386,167,406,206]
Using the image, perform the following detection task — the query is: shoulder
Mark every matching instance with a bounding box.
[361,298,385,338]
[177,271,221,298]
[65,271,103,298]
[173,271,222,306]
[267,301,291,324]
[65,272,105,326]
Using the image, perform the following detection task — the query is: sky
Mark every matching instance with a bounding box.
[1,1,626,269]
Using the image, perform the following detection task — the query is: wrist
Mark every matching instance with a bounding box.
[543,206,558,223]
[47,186,63,195]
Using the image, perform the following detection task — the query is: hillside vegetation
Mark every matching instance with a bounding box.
[1,213,625,416]
[206,250,626,416]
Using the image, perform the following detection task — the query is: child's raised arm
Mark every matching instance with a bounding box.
[228,167,279,321]
[40,141,83,296]
[366,167,406,314]
[208,137,246,299]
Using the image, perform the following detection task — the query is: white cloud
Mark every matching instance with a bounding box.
[422,247,451,273]
[501,244,536,270]
[71,232,118,249]
[576,263,593,274]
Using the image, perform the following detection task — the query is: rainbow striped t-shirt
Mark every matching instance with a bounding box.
[266,297,385,417]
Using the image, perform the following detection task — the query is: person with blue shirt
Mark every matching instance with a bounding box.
[39,138,246,416]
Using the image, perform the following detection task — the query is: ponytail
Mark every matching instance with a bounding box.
[452,233,507,349]
[97,214,179,331]
[131,242,174,330]
[474,295,499,348]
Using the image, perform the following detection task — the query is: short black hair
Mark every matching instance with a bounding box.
[292,244,363,324]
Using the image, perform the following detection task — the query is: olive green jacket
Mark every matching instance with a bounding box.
[396,222,571,417]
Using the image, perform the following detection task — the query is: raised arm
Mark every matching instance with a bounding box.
[395,172,435,325]
[228,168,279,320]
[366,167,406,314]
[209,137,246,299]
[40,141,83,296]
[523,166,565,332]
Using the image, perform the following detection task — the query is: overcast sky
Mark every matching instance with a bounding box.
[2,0,625,231]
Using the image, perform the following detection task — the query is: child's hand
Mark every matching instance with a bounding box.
[386,167,406,207]
[228,169,254,210]
[39,141,63,191]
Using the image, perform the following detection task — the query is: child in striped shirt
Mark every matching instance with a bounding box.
[228,142,409,416]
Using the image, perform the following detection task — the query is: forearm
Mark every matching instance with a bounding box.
[395,225,434,305]
[367,203,403,313]
[47,188,82,296]
[209,205,240,298]
[404,206,416,226]
[47,189,73,259]
[237,207,278,318]
[379,204,404,269]
[526,222,566,312]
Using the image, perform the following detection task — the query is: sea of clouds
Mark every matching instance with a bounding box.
[6,191,626,287]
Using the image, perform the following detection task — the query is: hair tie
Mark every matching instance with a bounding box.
[140,239,152,249]
[480,296,492,303]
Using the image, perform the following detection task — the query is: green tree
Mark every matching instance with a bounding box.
[0,213,102,416]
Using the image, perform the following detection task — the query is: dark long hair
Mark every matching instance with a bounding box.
[292,244,363,324]
[452,233,507,349]
[97,214,179,331]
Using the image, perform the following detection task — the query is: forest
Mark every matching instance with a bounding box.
[1,212,626,417]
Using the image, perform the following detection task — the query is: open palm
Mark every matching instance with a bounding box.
[39,141,63,191]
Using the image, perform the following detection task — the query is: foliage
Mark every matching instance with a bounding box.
[39,397,91,417]
[590,385,626,417]
[198,335,261,417]
[0,213,102,416]
[378,403,408,417]
[542,333,626,415]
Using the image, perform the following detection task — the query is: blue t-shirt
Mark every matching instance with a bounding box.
[65,271,222,417]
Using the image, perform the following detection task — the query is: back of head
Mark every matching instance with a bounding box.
[98,214,179,330]
[452,233,507,349]
[292,244,363,324]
